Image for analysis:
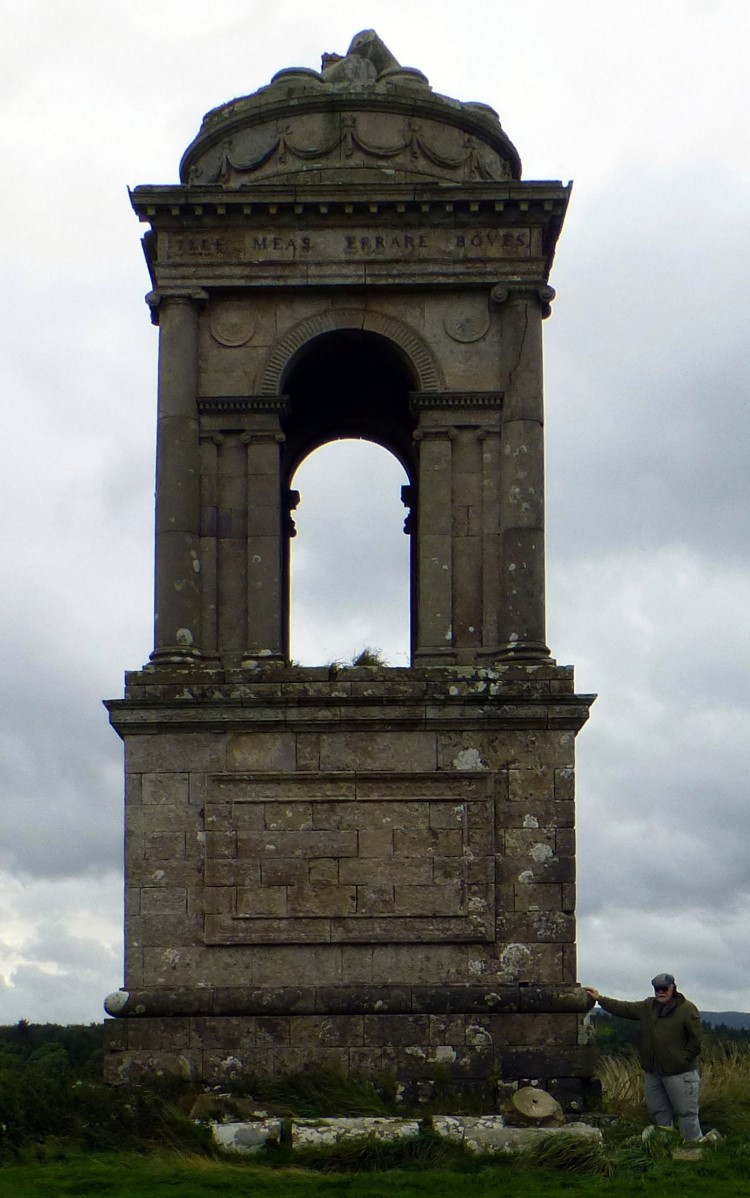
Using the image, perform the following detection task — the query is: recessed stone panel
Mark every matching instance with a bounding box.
[203,772,495,944]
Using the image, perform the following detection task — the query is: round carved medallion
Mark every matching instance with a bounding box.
[209,300,255,346]
[443,303,491,343]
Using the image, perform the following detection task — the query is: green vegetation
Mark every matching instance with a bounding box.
[3,1144,750,1197]
[3,1021,750,1195]
[226,1064,400,1117]
[596,1040,750,1137]
[0,1022,209,1161]
[350,646,386,667]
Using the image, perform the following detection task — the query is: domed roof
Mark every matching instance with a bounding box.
[180,30,522,188]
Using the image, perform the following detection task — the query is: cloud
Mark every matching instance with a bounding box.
[580,905,750,1015]
[1,0,749,1022]
[546,162,750,568]
[0,873,121,1024]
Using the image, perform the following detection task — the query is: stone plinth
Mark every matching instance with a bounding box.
[105,661,594,1101]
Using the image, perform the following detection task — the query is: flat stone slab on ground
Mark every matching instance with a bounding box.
[211,1118,282,1153]
[293,1116,422,1147]
[211,1114,602,1154]
[433,1115,602,1154]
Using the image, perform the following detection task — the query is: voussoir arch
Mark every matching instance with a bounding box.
[257,308,443,395]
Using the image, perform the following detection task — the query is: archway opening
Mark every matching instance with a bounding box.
[281,328,417,475]
[281,329,417,664]
[290,440,410,666]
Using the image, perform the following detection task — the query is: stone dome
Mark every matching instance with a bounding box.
[180,30,522,188]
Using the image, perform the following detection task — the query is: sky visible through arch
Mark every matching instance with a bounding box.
[1,0,749,1023]
[291,441,410,667]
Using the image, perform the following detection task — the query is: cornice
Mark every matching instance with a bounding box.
[129,181,571,224]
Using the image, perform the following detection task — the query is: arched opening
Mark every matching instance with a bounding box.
[280,329,417,663]
[281,328,417,474]
[290,440,410,665]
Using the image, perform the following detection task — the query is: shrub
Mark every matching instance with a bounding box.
[0,1047,211,1160]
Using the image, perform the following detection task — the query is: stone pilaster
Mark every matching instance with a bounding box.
[479,426,502,657]
[413,427,455,663]
[495,286,551,660]
[244,427,286,664]
[451,427,483,662]
[150,291,205,663]
[198,434,221,657]
[216,434,247,661]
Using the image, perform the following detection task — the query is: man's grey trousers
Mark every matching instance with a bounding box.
[644,1069,702,1140]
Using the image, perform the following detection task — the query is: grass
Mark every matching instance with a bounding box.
[228,1066,401,1117]
[595,1041,750,1136]
[5,1037,750,1194]
[4,1146,750,1198]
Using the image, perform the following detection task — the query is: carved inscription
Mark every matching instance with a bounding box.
[163,228,531,263]
[166,233,245,259]
[203,772,496,945]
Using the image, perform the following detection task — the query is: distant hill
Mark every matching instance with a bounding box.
[702,1012,750,1030]
[592,1009,750,1030]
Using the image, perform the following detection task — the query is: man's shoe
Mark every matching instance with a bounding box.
[700,1129,722,1145]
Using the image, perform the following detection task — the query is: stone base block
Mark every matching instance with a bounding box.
[104,1007,596,1109]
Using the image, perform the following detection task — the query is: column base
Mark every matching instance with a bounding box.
[413,647,458,665]
[495,640,551,661]
[241,651,287,668]
[149,645,203,665]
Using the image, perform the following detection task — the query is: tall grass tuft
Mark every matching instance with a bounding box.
[519,1132,611,1176]
[263,1130,474,1174]
[228,1067,400,1117]
[597,1041,750,1137]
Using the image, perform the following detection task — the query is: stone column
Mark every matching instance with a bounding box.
[479,425,502,657]
[413,423,455,663]
[198,433,221,657]
[243,419,286,665]
[216,434,247,661]
[451,427,483,662]
[495,285,554,660]
[150,291,205,662]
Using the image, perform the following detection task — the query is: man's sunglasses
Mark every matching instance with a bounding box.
[654,986,671,993]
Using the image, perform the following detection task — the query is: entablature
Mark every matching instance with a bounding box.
[131,181,570,284]
[131,181,570,220]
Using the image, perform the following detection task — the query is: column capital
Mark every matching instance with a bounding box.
[146,288,209,325]
[490,282,556,318]
[240,431,286,445]
[197,396,289,418]
[413,427,456,442]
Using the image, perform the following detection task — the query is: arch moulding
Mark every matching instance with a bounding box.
[257,308,443,395]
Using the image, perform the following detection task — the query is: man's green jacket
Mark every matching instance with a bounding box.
[597,992,702,1075]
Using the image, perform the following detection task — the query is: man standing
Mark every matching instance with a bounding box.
[585,973,703,1141]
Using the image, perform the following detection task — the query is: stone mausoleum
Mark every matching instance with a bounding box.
[104,31,596,1105]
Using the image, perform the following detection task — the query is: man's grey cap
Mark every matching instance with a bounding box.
[651,973,675,988]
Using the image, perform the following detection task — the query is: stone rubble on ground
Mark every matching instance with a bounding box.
[210,1113,603,1155]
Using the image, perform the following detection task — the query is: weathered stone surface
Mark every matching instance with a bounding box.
[210,1113,602,1156]
[433,1115,602,1154]
[211,1119,282,1153]
[106,28,596,1093]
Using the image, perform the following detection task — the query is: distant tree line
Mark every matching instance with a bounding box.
[590,1012,750,1054]
[0,1019,106,1072]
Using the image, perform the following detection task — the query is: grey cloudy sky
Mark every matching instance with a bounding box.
[1,0,749,1022]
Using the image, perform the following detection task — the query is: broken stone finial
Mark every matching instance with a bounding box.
[347,29,400,74]
[320,52,343,71]
[322,29,401,84]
